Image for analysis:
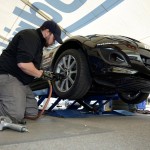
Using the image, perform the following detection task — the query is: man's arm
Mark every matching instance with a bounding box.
[18,62,65,81]
[17,62,43,78]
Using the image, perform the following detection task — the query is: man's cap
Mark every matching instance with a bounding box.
[41,20,63,44]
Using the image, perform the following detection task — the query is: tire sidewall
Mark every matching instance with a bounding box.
[118,91,149,104]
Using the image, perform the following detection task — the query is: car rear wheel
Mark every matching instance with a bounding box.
[53,49,92,99]
[118,91,149,104]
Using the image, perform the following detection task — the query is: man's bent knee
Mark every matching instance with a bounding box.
[8,113,24,123]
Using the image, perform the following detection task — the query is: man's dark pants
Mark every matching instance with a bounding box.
[0,74,38,122]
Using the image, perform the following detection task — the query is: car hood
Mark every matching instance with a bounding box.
[66,34,150,57]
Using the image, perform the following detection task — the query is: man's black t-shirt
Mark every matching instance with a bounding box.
[0,28,46,85]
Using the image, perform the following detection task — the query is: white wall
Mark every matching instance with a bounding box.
[0,0,150,53]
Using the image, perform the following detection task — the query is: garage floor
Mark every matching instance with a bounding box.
[0,113,150,150]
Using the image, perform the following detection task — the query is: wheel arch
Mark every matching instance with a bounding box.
[51,40,88,69]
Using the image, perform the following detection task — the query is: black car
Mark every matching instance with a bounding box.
[30,34,150,104]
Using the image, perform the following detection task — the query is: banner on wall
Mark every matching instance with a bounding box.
[0,0,150,53]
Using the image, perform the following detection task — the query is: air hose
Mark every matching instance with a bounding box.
[25,80,53,120]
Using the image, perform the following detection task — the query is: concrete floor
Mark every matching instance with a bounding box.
[0,112,150,150]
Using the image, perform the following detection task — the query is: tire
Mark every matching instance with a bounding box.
[52,49,92,99]
[118,91,149,104]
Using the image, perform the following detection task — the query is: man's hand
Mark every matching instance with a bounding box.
[41,71,65,81]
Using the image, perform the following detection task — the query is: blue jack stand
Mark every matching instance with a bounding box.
[33,89,134,118]
[77,95,134,116]
[110,110,134,116]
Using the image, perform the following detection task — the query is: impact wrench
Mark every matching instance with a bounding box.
[0,116,29,132]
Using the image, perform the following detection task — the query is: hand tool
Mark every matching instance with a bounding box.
[0,116,29,132]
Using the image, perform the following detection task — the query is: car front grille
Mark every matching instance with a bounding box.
[141,55,150,69]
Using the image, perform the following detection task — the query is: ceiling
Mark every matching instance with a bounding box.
[0,0,150,53]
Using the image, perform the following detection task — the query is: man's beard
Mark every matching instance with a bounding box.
[44,41,50,47]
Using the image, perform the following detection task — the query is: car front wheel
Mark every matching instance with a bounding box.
[53,49,92,99]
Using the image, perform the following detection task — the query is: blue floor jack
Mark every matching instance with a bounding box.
[33,88,134,118]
